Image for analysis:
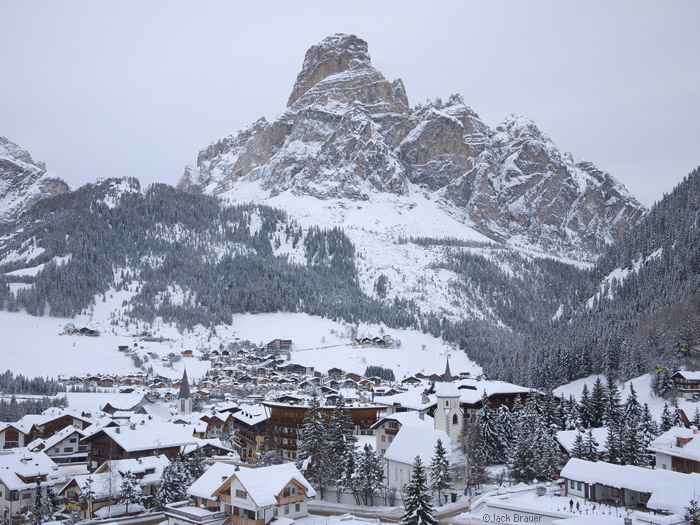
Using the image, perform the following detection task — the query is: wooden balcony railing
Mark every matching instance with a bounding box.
[229,516,264,525]
[276,494,304,505]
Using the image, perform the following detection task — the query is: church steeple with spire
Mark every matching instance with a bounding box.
[441,356,453,382]
[177,368,192,415]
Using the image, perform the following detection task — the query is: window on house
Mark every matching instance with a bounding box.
[295,503,300,512]
[388,436,393,443]
[577,482,582,491]
[452,414,458,425]
[235,490,247,499]
[388,422,398,429]
[64,447,73,453]
[381,435,386,442]
[283,488,290,498]
[273,509,278,517]
[570,480,574,489]
[69,438,77,443]
[445,400,449,407]
[284,506,289,515]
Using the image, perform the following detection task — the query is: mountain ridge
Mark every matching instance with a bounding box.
[179,33,645,260]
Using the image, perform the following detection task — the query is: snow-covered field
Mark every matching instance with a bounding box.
[0,306,479,380]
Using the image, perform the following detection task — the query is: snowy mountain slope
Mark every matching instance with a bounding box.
[180,33,645,259]
[0,136,69,224]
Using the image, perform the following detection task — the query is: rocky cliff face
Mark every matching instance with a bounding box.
[180,33,645,257]
[0,137,69,225]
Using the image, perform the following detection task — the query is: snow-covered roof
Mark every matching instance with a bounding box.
[435,383,461,397]
[187,462,238,499]
[96,455,169,486]
[648,426,700,461]
[383,426,452,466]
[373,386,436,411]
[61,472,121,500]
[0,449,57,490]
[92,422,198,452]
[230,463,315,507]
[560,458,700,514]
[555,428,607,455]
[232,404,269,426]
[370,411,434,430]
[453,378,530,405]
[673,371,700,381]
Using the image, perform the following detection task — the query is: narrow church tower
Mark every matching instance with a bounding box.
[434,382,462,445]
[177,368,192,415]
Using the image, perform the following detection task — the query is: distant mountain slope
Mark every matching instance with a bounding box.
[179,33,645,258]
[0,137,69,224]
[510,167,700,388]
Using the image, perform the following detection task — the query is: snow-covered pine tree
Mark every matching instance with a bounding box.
[507,393,546,483]
[118,471,142,514]
[563,395,580,430]
[541,390,563,430]
[620,422,646,466]
[154,459,188,509]
[399,456,437,525]
[693,408,700,428]
[1,507,9,525]
[497,405,515,448]
[571,431,585,459]
[79,476,96,518]
[603,375,622,426]
[31,479,43,525]
[341,449,360,505]
[185,448,206,481]
[660,403,673,433]
[327,395,357,482]
[578,384,593,428]
[430,438,452,506]
[459,419,488,490]
[671,398,685,427]
[41,485,57,522]
[353,444,383,506]
[478,390,505,463]
[605,421,622,464]
[296,393,330,498]
[583,429,598,461]
[686,498,700,525]
[623,383,642,423]
[590,377,606,427]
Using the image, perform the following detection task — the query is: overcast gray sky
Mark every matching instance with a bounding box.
[1,1,698,206]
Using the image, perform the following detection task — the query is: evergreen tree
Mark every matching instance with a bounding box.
[507,393,557,482]
[571,431,585,459]
[79,476,96,518]
[623,383,642,423]
[582,429,599,461]
[327,395,357,482]
[459,420,488,491]
[430,438,452,506]
[603,375,622,426]
[563,395,580,430]
[341,450,360,505]
[590,378,606,427]
[578,384,593,428]
[154,459,188,509]
[671,398,685,427]
[692,408,700,429]
[685,498,700,525]
[41,485,58,522]
[296,393,331,498]
[1,508,10,525]
[497,405,515,448]
[32,479,43,525]
[184,448,206,481]
[478,390,505,463]
[118,471,142,514]
[660,403,673,433]
[399,456,437,525]
[620,422,646,466]
[353,444,383,506]
[605,421,622,464]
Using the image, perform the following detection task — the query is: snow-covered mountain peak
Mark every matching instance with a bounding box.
[179,34,646,260]
[0,136,69,225]
[287,33,373,107]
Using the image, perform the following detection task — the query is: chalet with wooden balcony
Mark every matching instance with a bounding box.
[0,449,57,519]
[672,371,700,398]
[170,462,315,525]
